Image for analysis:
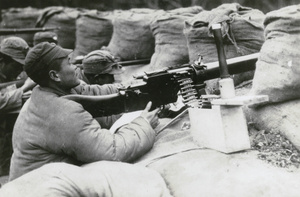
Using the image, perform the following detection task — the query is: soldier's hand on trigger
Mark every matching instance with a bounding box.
[140,101,160,129]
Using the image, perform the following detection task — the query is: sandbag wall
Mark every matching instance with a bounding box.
[73,10,115,58]
[250,4,300,104]
[1,4,265,87]
[0,7,43,46]
[247,4,300,151]
[149,7,203,70]
[105,8,160,61]
[184,3,265,63]
[184,3,265,91]
[35,6,84,49]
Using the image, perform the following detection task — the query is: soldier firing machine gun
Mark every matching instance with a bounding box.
[64,28,260,117]
[64,24,268,153]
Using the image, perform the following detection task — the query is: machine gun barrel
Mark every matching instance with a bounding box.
[120,59,151,66]
[72,56,150,66]
[0,27,60,35]
[200,52,259,81]
[135,52,259,82]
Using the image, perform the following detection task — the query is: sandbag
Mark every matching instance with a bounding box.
[36,6,84,49]
[134,109,300,197]
[250,4,300,104]
[0,161,172,197]
[168,6,203,15]
[106,9,160,61]
[73,10,114,58]
[135,113,200,166]
[184,3,265,91]
[0,7,43,46]
[149,10,202,70]
[238,84,300,153]
[184,3,265,62]
[146,150,300,197]
[246,99,300,152]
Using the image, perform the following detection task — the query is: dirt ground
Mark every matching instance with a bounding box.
[249,123,300,170]
[235,81,300,170]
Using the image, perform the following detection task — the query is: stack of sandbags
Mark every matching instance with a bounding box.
[144,150,300,197]
[184,3,265,62]
[246,4,300,151]
[0,161,172,197]
[0,7,43,46]
[168,5,203,15]
[73,10,115,58]
[36,6,85,49]
[184,3,265,91]
[250,4,300,104]
[106,8,160,61]
[135,113,300,197]
[149,6,203,70]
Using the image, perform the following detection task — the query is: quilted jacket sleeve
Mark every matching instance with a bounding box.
[0,89,23,112]
[46,98,156,163]
[74,115,155,162]
[71,83,124,128]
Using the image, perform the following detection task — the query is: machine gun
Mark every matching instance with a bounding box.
[63,52,258,117]
[63,24,259,117]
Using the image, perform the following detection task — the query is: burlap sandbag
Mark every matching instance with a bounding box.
[73,10,115,58]
[184,3,265,62]
[250,5,300,104]
[184,3,265,92]
[168,5,203,15]
[146,150,300,197]
[0,161,172,197]
[106,9,160,61]
[134,111,300,197]
[36,6,84,49]
[246,99,300,152]
[237,83,300,154]
[149,11,201,70]
[0,7,43,46]
[135,113,200,166]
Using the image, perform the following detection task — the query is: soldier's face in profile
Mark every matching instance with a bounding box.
[56,57,81,89]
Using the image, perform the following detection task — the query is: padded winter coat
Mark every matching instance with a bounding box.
[9,84,156,181]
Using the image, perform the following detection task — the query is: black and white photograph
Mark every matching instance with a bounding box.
[0,0,299,196]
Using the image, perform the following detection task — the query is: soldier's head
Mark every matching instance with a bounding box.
[0,36,29,81]
[33,31,58,46]
[25,42,80,90]
[82,50,124,85]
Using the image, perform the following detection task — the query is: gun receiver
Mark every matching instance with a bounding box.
[63,52,259,117]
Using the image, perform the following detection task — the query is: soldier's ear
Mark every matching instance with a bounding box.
[49,70,60,82]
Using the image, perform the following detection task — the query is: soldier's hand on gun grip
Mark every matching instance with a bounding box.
[140,101,160,129]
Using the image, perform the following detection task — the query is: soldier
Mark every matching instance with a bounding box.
[0,37,35,176]
[33,31,58,46]
[9,42,160,181]
[75,50,125,85]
